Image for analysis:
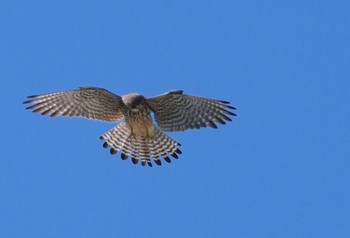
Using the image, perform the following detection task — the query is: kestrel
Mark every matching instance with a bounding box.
[24,87,236,167]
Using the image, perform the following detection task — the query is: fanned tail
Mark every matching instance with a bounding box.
[100,122,182,167]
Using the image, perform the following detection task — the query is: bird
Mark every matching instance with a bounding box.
[23,87,236,167]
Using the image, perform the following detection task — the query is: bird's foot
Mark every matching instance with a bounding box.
[128,132,137,140]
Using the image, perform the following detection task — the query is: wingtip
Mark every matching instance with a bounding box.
[219,100,230,104]
[23,99,34,104]
[226,105,237,110]
[222,108,237,116]
[26,95,39,99]
[217,100,236,110]
[215,117,226,125]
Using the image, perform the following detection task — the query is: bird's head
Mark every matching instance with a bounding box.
[122,93,145,111]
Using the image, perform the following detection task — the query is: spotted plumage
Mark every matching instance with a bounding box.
[24,87,236,167]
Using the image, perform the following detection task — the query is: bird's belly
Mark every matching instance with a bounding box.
[126,116,156,139]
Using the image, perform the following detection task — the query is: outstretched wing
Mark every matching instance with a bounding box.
[24,87,126,122]
[146,90,236,132]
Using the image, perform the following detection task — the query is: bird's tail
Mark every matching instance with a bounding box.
[100,121,182,167]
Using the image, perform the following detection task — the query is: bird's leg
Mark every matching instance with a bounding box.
[143,125,153,142]
[128,127,137,140]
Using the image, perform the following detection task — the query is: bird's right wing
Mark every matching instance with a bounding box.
[24,87,126,122]
[146,90,236,132]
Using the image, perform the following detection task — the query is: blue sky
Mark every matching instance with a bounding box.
[1,1,349,237]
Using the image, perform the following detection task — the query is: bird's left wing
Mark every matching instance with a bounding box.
[146,90,236,132]
[24,87,126,122]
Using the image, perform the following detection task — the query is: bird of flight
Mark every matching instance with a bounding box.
[24,87,236,167]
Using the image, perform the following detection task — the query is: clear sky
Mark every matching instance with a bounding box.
[1,1,349,237]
